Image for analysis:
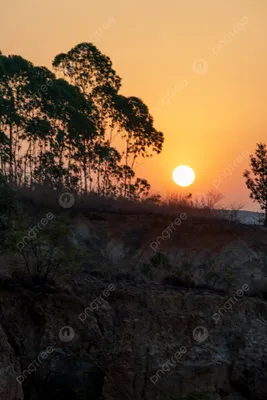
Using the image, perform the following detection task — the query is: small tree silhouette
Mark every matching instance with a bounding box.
[244,142,267,226]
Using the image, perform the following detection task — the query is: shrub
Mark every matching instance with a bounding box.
[149,252,171,269]
[5,215,84,289]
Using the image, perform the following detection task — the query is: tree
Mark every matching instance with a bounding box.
[52,42,121,193]
[0,54,34,182]
[52,43,164,199]
[0,45,164,200]
[0,52,101,191]
[244,143,267,226]
[113,95,164,198]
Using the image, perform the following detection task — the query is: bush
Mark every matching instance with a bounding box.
[4,215,85,289]
[149,252,171,269]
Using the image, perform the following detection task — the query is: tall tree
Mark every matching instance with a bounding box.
[52,43,121,193]
[113,95,163,197]
[0,45,164,200]
[244,143,267,226]
[0,54,34,182]
[53,42,164,198]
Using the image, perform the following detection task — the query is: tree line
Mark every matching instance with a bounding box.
[0,43,164,200]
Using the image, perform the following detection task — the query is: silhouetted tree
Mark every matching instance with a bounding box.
[0,54,34,182]
[113,95,163,198]
[244,143,267,226]
[0,44,164,200]
[52,42,120,194]
[52,42,164,198]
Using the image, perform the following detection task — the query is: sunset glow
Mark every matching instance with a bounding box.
[1,0,267,209]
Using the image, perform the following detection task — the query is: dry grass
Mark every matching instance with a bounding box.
[16,185,223,222]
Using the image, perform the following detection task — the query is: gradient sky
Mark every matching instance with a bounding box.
[1,0,267,210]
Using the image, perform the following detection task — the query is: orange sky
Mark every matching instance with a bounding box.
[1,0,267,210]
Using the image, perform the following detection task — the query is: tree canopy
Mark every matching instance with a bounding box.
[244,143,267,225]
[0,43,164,200]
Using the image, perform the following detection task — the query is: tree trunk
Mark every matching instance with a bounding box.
[9,122,13,181]
[124,136,130,199]
[83,140,87,194]
[83,164,87,194]
[265,209,267,227]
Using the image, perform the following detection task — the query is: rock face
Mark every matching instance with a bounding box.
[72,214,267,297]
[0,280,267,400]
[31,349,105,400]
[1,214,267,399]
[0,324,23,400]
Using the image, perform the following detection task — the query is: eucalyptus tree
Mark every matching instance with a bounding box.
[20,66,54,186]
[52,42,164,199]
[30,73,101,191]
[0,53,34,182]
[0,45,164,199]
[0,127,9,175]
[93,142,122,196]
[52,42,121,97]
[53,42,121,193]
[67,98,102,193]
[112,94,164,198]
[0,52,101,191]
[52,42,120,143]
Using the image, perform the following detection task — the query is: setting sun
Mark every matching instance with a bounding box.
[172,165,195,187]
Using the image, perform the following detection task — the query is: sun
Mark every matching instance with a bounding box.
[172,165,195,187]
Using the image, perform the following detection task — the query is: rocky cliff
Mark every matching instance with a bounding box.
[1,211,267,400]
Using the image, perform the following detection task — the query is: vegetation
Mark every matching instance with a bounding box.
[9,219,84,287]
[163,191,224,209]
[0,171,17,247]
[0,44,164,200]
[244,142,267,226]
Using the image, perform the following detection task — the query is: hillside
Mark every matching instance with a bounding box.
[0,191,267,400]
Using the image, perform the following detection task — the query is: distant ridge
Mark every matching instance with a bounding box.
[221,210,262,225]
